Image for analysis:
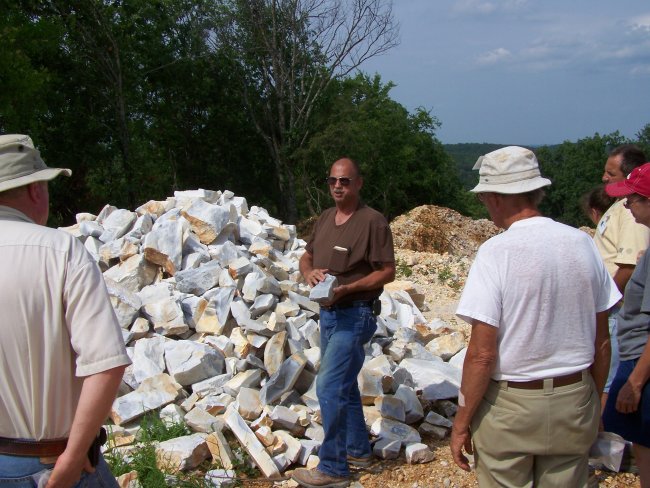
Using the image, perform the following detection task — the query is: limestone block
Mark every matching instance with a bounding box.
[181,295,208,329]
[99,209,137,243]
[308,274,338,303]
[406,343,439,362]
[110,373,183,425]
[373,437,401,460]
[269,406,301,434]
[265,311,286,334]
[125,214,153,240]
[224,405,281,478]
[238,216,266,245]
[392,366,416,390]
[237,387,262,420]
[84,236,102,262]
[275,299,300,317]
[287,291,319,314]
[228,256,252,279]
[304,422,324,442]
[399,358,461,401]
[449,347,467,370]
[205,468,236,488]
[249,237,273,257]
[184,407,223,433]
[370,418,421,447]
[156,433,210,471]
[160,404,185,426]
[375,395,406,422]
[223,369,262,397]
[274,430,302,464]
[298,439,321,466]
[405,442,435,464]
[230,327,252,359]
[267,436,287,456]
[175,189,220,204]
[132,336,166,385]
[197,287,235,335]
[299,319,320,349]
[392,290,426,326]
[143,219,184,275]
[250,294,278,319]
[164,340,224,386]
[242,272,263,302]
[181,199,231,244]
[230,298,252,327]
[271,453,290,471]
[278,280,298,295]
[135,199,172,218]
[142,295,188,336]
[195,393,233,417]
[175,260,221,295]
[255,425,276,447]
[424,410,453,429]
[362,405,382,430]
[106,279,142,329]
[418,422,448,440]
[383,281,426,309]
[181,392,200,412]
[436,400,458,418]
[260,352,307,406]
[206,430,235,469]
[130,317,151,341]
[426,332,466,361]
[79,220,103,238]
[103,254,158,294]
[204,336,234,359]
[394,384,424,423]
[358,368,385,405]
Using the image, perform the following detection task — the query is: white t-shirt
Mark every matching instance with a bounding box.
[456,216,621,381]
[0,206,131,440]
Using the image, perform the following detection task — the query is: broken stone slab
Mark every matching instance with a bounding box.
[250,294,279,319]
[135,199,174,218]
[164,340,224,386]
[156,433,210,472]
[237,387,263,420]
[269,406,302,435]
[125,214,154,240]
[103,253,158,294]
[191,372,232,397]
[383,281,426,309]
[223,369,262,397]
[184,407,224,433]
[228,256,252,279]
[405,442,435,464]
[143,219,185,275]
[238,216,267,245]
[111,373,184,425]
[181,199,231,245]
[308,274,338,303]
[424,410,453,429]
[370,418,421,447]
[260,351,307,406]
[175,260,221,295]
[426,332,466,361]
[375,395,406,422]
[418,422,448,440]
[132,336,166,385]
[206,430,235,470]
[399,358,461,401]
[255,425,276,447]
[394,384,424,423]
[274,430,302,464]
[299,319,320,349]
[141,295,188,336]
[79,220,103,238]
[195,393,234,416]
[264,331,287,378]
[196,286,235,335]
[358,368,385,405]
[224,405,281,478]
[298,439,321,466]
[287,291,319,314]
[105,279,142,329]
[449,347,467,370]
[372,437,401,460]
[275,298,300,317]
[99,208,137,243]
[180,295,207,329]
[205,468,236,488]
[160,404,185,426]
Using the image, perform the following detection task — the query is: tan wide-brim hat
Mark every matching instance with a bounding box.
[0,134,71,193]
[471,146,551,194]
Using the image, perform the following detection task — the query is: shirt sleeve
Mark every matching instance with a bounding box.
[368,217,395,268]
[456,246,501,327]
[64,248,131,377]
[615,205,650,266]
[638,249,650,314]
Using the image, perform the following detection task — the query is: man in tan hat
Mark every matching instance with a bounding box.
[0,135,130,486]
[450,146,620,487]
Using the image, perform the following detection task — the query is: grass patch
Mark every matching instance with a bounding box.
[396,258,413,278]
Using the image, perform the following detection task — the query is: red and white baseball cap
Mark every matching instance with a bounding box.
[605,162,650,198]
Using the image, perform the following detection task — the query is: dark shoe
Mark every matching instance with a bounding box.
[347,453,373,467]
[291,467,350,488]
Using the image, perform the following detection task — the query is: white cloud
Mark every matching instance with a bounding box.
[630,13,650,29]
[476,48,512,65]
[451,0,527,16]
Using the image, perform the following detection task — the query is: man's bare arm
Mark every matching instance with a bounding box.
[451,321,498,472]
[47,365,127,488]
[591,311,612,398]
[613,264,634,294]
[331,262,396,301]
[299,250,329,287]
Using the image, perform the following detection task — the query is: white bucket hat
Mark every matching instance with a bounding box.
[471,146,551,194]
[0,134,71,193]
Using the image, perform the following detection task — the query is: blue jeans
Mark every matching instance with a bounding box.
[316,303,377,477]
[0,453,118,487]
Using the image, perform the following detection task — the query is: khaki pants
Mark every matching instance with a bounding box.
[471,372,599,488]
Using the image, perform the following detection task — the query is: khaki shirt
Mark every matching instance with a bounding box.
[0,206,130,440]
[594,199,650,277]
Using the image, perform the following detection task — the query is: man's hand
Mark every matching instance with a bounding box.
[616,380,642,413]
[46,450,94,487]
[450,424,473,472]
[304,267,328,287]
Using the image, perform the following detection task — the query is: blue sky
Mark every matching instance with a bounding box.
[361,0,650,145]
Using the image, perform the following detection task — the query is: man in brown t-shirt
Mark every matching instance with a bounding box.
[292,158,395,488]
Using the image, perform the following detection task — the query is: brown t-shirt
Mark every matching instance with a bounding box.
[306,204,395,303]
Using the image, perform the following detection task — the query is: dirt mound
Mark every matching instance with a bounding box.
[390,205,500,258]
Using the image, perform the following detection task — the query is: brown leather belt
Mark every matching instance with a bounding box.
[0,436,68,457]
[503,371,585,390]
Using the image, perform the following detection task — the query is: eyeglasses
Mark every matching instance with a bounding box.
[325,176,354,186]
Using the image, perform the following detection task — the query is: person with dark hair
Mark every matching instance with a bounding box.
[582,186,616,226]
[450,146,620,487]
[596,145,649,408]
[292,157,395,488]
[603,163,650,485]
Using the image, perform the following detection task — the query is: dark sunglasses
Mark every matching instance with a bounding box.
[325,176,354,186]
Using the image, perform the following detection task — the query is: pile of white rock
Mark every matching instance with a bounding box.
[60,189,467,483]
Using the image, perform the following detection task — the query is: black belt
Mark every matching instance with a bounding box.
[321,299,374,311]
[0,436,68,457]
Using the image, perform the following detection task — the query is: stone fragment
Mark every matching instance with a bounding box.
[191,373,232,397]
[103,254,158,293]
[255,426,276,447]
[184,407,223,433]
[206,430,235,470]
[424,410,453,428]
[181,199,231,244]
[99,209,137,243]
[394,384,424,423]
[132,336,166,385]
[308,274,338,303]
[269,406,302,435]
[175,260,221,295]
[287,291,319,314]
[426,332,466,361]
[449,347,467,369]
[370,418,421,447]
[405,442,435,464]
[141,294,188,336]
[143,218,185,275]
[237,387,262,420]
[196,287,235,335]
[274,430,302,464]
[228,256,252,279]
[196,393,234,416]
[181,295,208,329]
[264,331,287,377]
[156,433,210,471]
[205,469,236,488]
[399,358,461,401]
[111,373,183,425]
[358,368,385,405]
[375,395,406,422]
[260,352,307,406]
[224,405,281,478]
[418,422,448,440]
[164,340,224,386]
[223,369,262,397]
[160,404,185,426]
[373,437,401,460]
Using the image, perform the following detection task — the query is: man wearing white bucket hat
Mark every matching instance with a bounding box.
[450,146,621,487]
[0,134,130,486]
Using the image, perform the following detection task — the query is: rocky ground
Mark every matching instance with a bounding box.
[263,205,640,488]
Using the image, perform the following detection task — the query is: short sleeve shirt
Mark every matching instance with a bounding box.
[594,199,650,276]
[615,247,650,360]
[306,204,394,303]
[0,206,131,440]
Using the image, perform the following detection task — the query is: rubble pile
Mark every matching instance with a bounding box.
[60,189,469,482]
